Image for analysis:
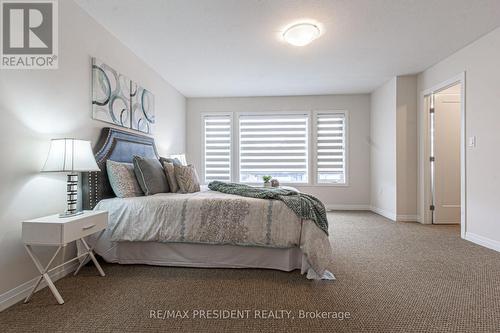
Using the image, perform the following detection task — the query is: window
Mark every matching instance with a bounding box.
[315,112,346,184]
[239,114,308,183]
[203,114,231,182]
[201,111,348,185]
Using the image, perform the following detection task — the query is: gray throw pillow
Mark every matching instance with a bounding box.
[160,157,182,166]
[175,164,201,193]
[133,156,170,195]
[163,161,180,193]
[106,160,143,198]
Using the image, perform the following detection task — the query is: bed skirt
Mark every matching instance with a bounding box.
[101,241,303,271]
[82,233,334,280]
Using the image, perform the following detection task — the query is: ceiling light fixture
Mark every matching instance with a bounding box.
[282,22,321,46]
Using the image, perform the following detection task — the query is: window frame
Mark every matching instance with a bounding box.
[200,110,349,187]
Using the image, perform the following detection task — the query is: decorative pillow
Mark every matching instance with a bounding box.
[175,164,201,193]
[133,155,170,195]
[106,160,143,198]
[163,161,180,193]
[160,157,182,166]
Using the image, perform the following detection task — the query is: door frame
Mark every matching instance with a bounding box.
[419,72,466,238]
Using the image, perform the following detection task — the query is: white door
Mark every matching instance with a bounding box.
[432,85,461,224]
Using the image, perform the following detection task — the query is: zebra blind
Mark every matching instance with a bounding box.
[203,114,231,182]
[316,112,346,184]
[239,114,308,183]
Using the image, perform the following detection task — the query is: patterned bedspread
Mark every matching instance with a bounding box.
[94,187,334,278]
[208,181,329,235]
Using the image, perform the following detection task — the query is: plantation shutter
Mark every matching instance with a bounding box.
[203,114,231,182]
[316,112,346,184]
[239,114,308,183]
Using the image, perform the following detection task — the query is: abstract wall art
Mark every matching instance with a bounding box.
[131,82,155,134]
[92,57,155,134]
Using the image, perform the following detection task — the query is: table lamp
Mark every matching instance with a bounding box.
[169,153,187,165]
[41,138,100,217]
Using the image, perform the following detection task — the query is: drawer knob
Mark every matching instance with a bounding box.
[82,224,96,230]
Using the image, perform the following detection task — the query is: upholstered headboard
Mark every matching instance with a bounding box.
[82,127,159,210]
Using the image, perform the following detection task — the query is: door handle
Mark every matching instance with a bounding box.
[82,224,96,230]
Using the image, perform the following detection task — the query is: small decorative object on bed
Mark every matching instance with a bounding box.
[92,57,155,134]
[271,179,280,187]
[262,175,272,187]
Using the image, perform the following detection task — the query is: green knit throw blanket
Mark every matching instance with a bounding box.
[208,181,329,235]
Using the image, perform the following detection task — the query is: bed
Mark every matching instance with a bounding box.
[82,128,334,280]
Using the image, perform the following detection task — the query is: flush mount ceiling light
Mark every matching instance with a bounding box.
[282,22,321,46]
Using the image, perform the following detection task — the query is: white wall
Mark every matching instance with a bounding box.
[418,26,500,249]
[370,76,418,221]
[0,0,186,302]
[370,79,397,219]
[396,75,418,220]
[186,95,371,208]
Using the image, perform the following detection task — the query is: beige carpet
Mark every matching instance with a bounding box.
[1,211,499,333]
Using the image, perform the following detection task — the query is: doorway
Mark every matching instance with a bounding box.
[430,84,461,224]
[420,73,466,235]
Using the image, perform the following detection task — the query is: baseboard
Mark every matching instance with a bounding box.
[327,204,416,221]
[326,204,371,211]
[464,232,500,253]
[396,214,420,222]
[370,206,397,221]
[0,261,78,312]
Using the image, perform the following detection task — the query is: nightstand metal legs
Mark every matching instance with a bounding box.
[23,232,106,305]
[74,231,105,277]
[24,244,65,304]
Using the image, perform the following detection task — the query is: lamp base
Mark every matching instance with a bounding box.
[61,172,80,218]
[58,211,84,218]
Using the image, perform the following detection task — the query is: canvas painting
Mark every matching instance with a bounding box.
[92,58,131,128]
[92,57,155,133]
[131,82,155,134]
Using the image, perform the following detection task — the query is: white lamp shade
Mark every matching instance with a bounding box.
[42,139,100,172]
[169,154,187,166]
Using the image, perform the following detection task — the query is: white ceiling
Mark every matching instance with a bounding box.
[76,0,500,97]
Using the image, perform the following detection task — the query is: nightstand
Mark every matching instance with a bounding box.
[22,210,108,304]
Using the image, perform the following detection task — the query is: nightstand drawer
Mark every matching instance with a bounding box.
[62,212,107,244]
[22,223,62,245]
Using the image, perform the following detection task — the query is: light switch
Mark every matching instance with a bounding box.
[468,136,476,148]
